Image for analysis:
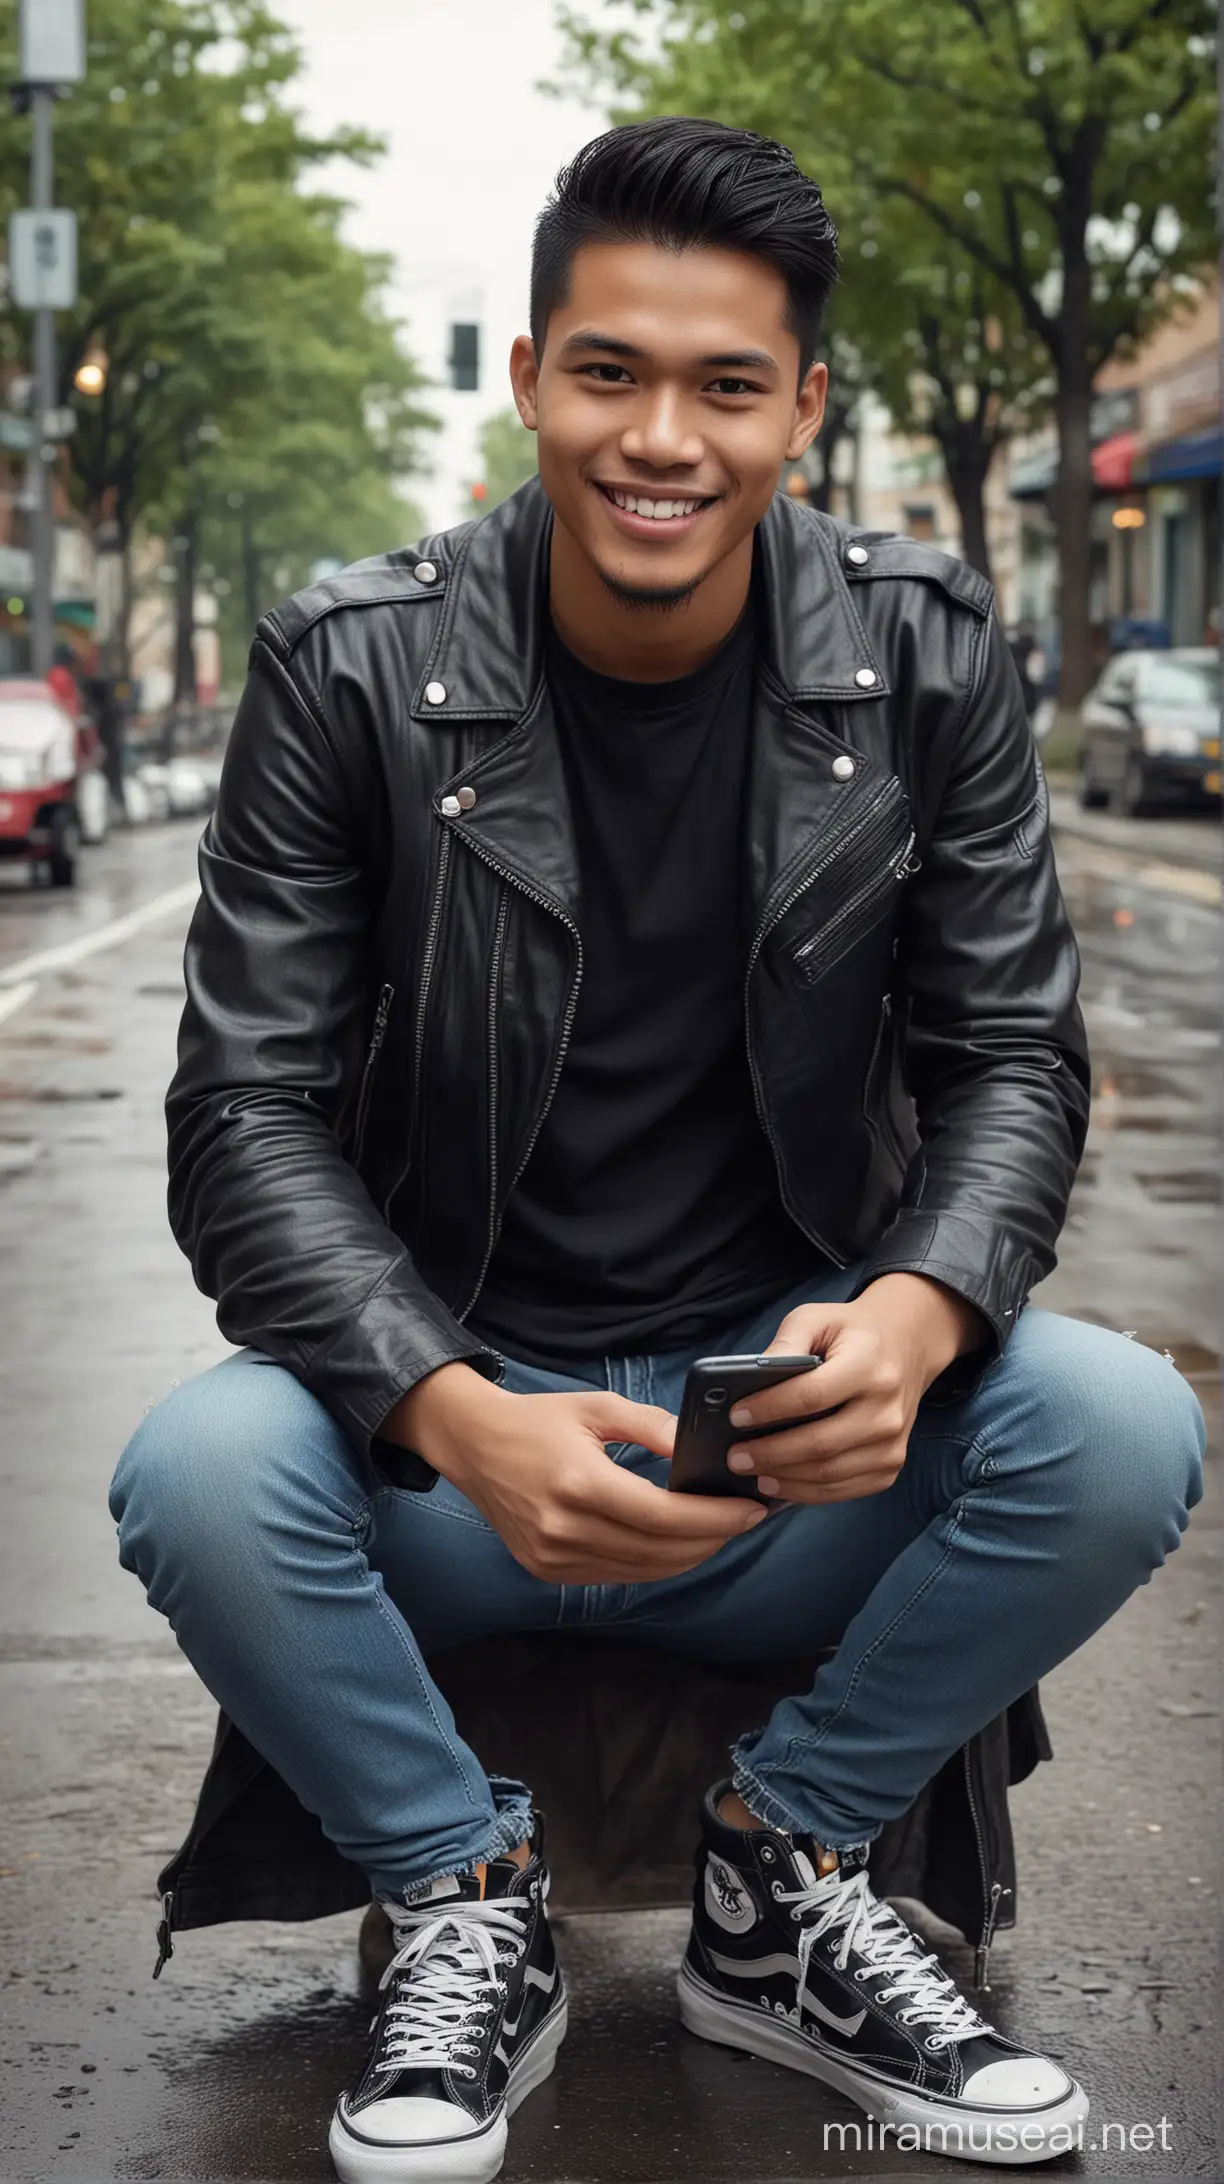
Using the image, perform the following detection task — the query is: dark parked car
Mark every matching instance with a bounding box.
[1079,648,1220,816]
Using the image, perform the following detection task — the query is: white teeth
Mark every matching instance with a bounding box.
[608,489,702,519]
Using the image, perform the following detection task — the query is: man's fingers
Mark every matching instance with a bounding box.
[728,1342,885,1429]
[581,1457,766,1543]
[584,1392,678,1460]
[732,1399,903,1471]
[522,1484,767,1583]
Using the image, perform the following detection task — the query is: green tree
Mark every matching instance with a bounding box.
[556,0,1216,700]
[834,197,1051,583]
[0,0,434,683]
[473,406,539,509]
[144,178,433,690]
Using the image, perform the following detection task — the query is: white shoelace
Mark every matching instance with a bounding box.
[376,1900,530,2080]
[775,1866,987,2051]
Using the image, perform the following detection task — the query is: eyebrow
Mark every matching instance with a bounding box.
[557,330,779,373]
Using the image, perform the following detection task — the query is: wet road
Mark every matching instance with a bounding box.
[0,812,1219,2181]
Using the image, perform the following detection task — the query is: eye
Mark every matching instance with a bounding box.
[580,363,633,384]
[707,376,759,397]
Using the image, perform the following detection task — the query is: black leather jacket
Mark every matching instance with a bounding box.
[169,479,1090,1451]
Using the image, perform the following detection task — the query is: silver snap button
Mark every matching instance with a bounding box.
[854,666,878,689]
[424,680,447,706]
[456,786,477,812]
[414,560,438,584]
[832,754,856,782]
[439,794,461,817]
[847,545,869,567]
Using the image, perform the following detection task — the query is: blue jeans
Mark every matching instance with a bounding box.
[109,1266,1204,1901]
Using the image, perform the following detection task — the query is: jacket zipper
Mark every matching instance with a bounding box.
[791,823,916,984]
[352,982,394,1165]
[383,831,452,1223]
[742,779,910,1266]
[962,1742,1003,1990]
[863,990,904,1166]
[466,888,510,1318]
[444,822,583,1323]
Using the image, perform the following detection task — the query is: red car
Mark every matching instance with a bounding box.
[0,677,98,887]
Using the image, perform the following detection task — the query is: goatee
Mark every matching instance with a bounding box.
[597,568,702,614]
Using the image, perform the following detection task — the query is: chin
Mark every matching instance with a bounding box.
[596,558,707,610]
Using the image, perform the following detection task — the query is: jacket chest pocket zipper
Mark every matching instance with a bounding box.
[791,824,916,987]
[352,982,394,1164]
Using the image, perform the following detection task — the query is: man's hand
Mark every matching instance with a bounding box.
[383,1366,766,1584]
[724,1275,986,1505]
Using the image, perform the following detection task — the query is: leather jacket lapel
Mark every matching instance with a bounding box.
[434,694,583,930]
[409,477,901,942]
[743,671,889,947]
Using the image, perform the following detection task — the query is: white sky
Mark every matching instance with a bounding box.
[273,0,609,531]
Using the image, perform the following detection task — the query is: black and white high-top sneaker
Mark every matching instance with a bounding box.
[679,1787,1088,2166]
[329,1847,566,2184]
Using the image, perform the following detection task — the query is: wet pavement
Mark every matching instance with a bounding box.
[0,808,1219,2181]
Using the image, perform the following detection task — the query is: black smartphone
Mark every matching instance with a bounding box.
[668,1352,827,1503]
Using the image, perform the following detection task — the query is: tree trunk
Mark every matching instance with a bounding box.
[1052,167,1098,710]
[942,449,995,589]
[810,402,850,512]
[1053,368,1095,707]
[173,511,200,707]
[115,532,135,682]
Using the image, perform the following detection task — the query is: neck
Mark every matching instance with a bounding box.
[548,518,753,682]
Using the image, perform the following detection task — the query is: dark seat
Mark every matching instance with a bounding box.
[162,1632,1049,1987]
[425,1634,1048,1960]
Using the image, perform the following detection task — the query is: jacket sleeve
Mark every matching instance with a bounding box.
[851,608,1091,1364]
[166,629,501,1454]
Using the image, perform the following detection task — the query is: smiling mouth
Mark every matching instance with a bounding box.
[596,483,715,522]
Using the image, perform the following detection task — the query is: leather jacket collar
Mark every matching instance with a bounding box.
[409,477,891,727]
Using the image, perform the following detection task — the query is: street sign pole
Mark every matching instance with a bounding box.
[29,85,58,677]
[12,0,85,678]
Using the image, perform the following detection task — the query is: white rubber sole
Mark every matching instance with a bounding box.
[677,1968,1089,2167]
[329,1998,568,2184]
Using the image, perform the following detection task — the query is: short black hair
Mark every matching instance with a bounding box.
[531,117,839,375]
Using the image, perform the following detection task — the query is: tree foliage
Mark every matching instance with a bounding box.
[554,0,1216,693]
[0,0,436,682]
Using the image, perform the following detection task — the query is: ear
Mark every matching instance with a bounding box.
[509,334,541,432]
[785,360,828,462]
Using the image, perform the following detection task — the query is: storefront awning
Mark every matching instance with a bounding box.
[1140,426,1222,483]
[1091,432,1137,490]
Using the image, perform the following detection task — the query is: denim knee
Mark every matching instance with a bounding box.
[108,1352,365,1610]
[1023,1319,1205,1572]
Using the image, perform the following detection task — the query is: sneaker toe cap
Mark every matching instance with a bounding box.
[961,2054,1073,2108]
[340,2095,486,2146]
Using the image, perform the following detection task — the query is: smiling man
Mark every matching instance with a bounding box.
[110,120,1203,2180]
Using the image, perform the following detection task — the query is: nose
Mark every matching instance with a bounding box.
[619,386,704,473]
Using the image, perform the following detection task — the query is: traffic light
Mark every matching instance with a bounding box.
[448,323,479,392]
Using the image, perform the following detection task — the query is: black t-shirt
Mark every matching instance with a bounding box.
[465,603,815,1366]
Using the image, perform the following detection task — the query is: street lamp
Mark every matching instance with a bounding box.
[74,342,108,396]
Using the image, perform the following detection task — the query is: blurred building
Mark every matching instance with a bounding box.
[0,370,98,677]
[1009,281,1220,656]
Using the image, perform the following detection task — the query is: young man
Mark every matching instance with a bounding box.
[111,119,1203,2178]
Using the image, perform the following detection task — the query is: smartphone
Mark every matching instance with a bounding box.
[668,1353,827,1503]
